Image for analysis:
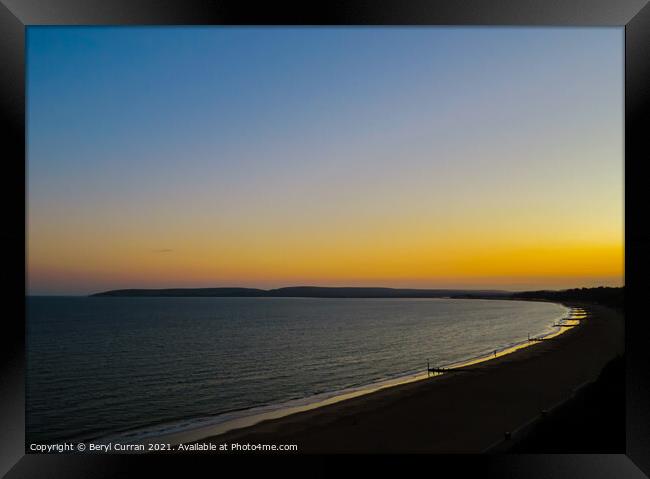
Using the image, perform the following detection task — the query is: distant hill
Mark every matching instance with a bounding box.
[90,286,509,298]
[90,285,624,307]
[91,288,268,297]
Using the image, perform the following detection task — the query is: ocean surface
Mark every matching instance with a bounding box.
[26,297,568,444]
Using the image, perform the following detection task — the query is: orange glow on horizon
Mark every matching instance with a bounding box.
[26,28,624,295]
[28,228,624,293]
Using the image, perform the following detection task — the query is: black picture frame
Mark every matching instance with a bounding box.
[1,0,648,477]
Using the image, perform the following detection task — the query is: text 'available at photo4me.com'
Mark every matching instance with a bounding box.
[29,442,299,453]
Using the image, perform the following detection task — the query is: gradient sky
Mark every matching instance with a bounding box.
[27,27,624,295]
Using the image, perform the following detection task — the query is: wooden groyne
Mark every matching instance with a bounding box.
[426,361,476,377]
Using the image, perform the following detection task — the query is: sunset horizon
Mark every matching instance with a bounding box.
[28,280,624,297]
[27,27,623,296]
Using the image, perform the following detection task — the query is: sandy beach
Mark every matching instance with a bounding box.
[185,301,623,453]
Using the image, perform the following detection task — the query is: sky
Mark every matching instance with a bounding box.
[27,27,624,295]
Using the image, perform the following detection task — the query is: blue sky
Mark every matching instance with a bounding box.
[27,27,624,294]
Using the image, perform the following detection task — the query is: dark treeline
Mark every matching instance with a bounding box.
[509,286,624,310]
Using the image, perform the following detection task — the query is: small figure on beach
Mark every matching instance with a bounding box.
[494,350,497,357]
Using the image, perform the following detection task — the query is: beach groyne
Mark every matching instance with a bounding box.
[182,302,623,453]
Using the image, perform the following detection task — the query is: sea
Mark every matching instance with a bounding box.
[26,296,569,444]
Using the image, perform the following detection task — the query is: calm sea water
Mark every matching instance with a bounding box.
[26,297,567,443]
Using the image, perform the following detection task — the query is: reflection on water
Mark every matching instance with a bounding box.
[27,297,569,444]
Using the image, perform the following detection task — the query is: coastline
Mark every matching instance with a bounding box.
[87,298,569,447]
[169,301,622,453]
[124,300,598,451]
[30,297,568,447]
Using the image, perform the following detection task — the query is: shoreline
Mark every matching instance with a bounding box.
[81,299,571,448]
[94,300,570,447]
[174,301,622,453]
[30,297,569,447]
[118,300,578,449]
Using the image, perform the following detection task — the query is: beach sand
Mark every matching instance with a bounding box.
[188,302,623,453]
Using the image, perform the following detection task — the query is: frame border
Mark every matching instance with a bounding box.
[1,0,648,476]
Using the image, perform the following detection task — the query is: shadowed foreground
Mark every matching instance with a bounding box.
[510,353,624,452]
[188,302,623,453]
